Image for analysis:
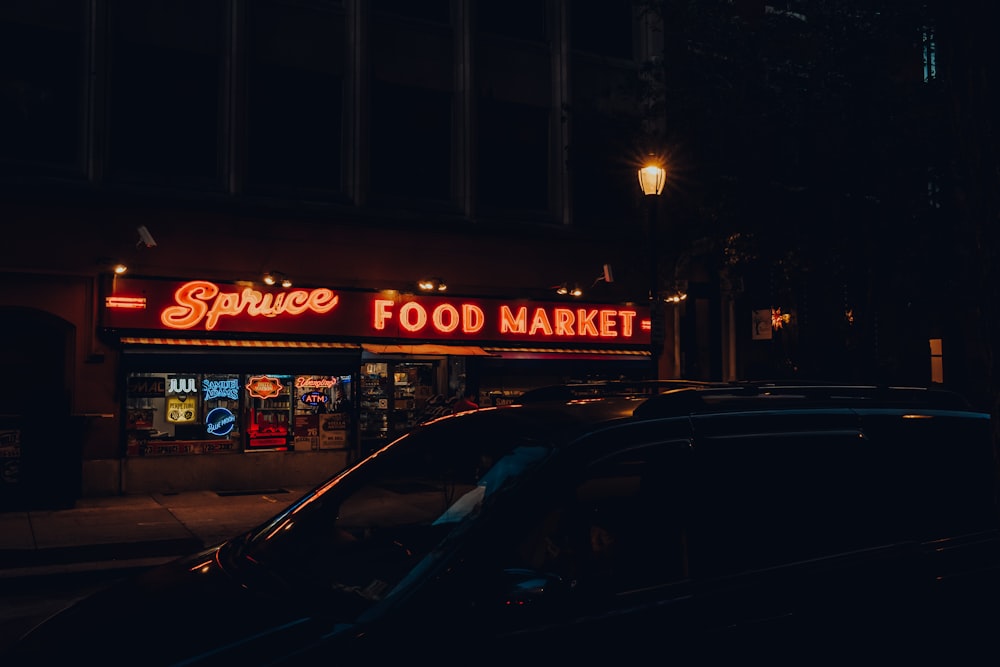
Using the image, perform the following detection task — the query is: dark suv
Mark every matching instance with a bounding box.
[7,383,1000,665]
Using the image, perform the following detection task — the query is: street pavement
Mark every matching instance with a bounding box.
[0,486,314,582]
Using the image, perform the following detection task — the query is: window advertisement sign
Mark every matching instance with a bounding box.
[293,375,348,450]
[752,309,773,340]
[166,374,198,424]
[319,413,347,448]
[1,427,22,489]
[125,372,241,455]
[202,375,240,446]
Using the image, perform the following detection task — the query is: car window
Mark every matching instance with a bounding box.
[689,430,874,575]
[236,411,556,615]
[512,440,692,595]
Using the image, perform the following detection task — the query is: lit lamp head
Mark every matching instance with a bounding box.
[418,278,447,292]
[638,164,666,196]
[263,271,291,287]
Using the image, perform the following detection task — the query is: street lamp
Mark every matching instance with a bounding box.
[638,162,666,379]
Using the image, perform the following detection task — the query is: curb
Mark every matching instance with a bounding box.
[0,537,203,581]
[0,556,181,588]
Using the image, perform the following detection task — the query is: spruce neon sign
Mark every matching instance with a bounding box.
[161,281,339,331]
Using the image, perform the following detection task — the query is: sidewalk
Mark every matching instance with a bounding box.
[0,486,312,581]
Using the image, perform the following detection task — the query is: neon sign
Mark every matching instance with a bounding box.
[246,375,285,399]
[373,300,637,338]
[300,391,330,406]
[105,278,651,345]
[295,377,337,388]
[161,281,339,331]
[203,378,240,400]
[206,408,236,436]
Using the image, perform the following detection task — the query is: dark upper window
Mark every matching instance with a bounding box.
[369,9,454,205]
[478,99,549,212]
[571,0,634,60]
[477,0,548,43]
[107,0,225,189]
[0,0,86,174]
[245,0,345,195]
[369,81,452,202]
[372,0,450,24]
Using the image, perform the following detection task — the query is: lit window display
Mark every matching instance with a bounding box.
[125,372,354,456]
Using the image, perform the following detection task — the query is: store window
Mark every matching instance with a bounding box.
[245,0,345,194]
[107,0,225,188]
[0,0,86,175]
[125,372,355,457]
[369,7,453,204]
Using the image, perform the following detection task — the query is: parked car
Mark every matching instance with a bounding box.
[6,383,1000,665]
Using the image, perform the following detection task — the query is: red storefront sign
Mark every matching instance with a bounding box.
[103,277,651,346]
[245,375,285,399]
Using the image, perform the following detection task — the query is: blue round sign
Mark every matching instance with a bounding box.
[205,407,236,437]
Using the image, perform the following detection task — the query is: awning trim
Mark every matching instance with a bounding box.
[120,337,361,350]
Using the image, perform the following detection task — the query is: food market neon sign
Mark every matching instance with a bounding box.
[373,300,637,338]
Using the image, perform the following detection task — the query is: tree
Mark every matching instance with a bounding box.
[640,0,952,381]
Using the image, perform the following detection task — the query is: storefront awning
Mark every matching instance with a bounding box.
[120,337,361,350]
[361,344,494,356]
[118,337,364,373]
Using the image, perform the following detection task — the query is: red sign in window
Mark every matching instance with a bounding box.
[246,375,284,399]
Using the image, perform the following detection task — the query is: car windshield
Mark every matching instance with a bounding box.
[233,408,553,614]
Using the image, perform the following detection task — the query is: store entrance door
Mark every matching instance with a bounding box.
[358,359,442,454]
[0,307,78,509]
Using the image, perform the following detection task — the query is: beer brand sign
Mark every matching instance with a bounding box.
[246,375,284,399]
[104,277,651,346]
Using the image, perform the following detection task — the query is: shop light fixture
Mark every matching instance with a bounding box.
[554,283,583,297]
[263,271,292,288]
[664,291,687,304]
[98,258,128,275]
[418,278,447,292]
[663,279,688,304]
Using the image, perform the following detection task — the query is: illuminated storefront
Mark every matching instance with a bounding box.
[103,276,652,464]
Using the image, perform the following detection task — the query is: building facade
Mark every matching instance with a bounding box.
[1,1,704,506]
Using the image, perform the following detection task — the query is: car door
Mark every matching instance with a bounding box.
[472,434,705,661]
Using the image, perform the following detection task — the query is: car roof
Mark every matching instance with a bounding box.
[509,380,976,420]
[514,379,728,403]
[631,382,975,418]
[419,395,645,448]
[434,382,979,453]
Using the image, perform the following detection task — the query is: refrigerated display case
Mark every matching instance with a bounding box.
[246,374,292,451]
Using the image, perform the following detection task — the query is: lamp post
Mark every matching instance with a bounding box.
[638,163,666,379]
